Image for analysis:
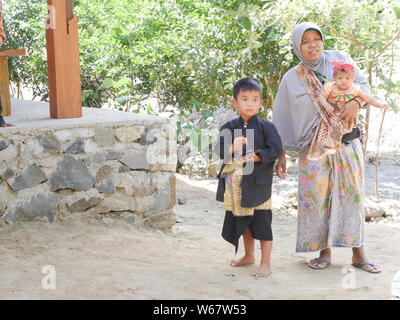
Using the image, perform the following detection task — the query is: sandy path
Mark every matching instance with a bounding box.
[0,174,399,300]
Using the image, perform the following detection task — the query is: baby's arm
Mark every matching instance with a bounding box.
[357,92,389,110]
[318,90,335,116]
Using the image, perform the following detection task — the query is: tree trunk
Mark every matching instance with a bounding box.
[363,64,373,156]
[374,109,386,199]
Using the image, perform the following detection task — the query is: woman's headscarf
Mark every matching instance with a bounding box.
[292,22,327,72]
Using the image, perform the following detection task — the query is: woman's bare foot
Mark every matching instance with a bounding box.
[230,255,255,267]
[0,123,15,127]
[252,264,271,278]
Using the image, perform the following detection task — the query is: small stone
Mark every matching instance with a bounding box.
[37,134,61,153]
[0,140,8,151]
[140,128,158,145]
[2,214,17,224]
[144,210,176,229]
[50,155,95,191]
[4,192,60,223]
[114,127,141,143]
[0,144,17,162]
[365,198,386,219]
[96,165,113,182]
[94,127,115,147]
[118,164,130,173]
[9,164,48,191]
[102,217,114,225]
[106,151,122,160]
[287,162,298,174]
[178,197,186,205]
[2,168,15,180]
[123,215,136,224]
[102,196,136,212]
[207,161,221,178]
[95,179,115,194]
[88,152,107,164]
[65,139,85,154]
[119,150,150,170]
[69,196,102,213]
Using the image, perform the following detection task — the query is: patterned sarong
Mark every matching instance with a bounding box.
[296,138,365,252]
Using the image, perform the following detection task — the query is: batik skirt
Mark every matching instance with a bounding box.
[296,138,365,252]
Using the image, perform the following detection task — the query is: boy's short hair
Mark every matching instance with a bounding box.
[233,78,263,99]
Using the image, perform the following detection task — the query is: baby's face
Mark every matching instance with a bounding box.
[334,72,354,91]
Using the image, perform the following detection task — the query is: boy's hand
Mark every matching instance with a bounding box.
[230,136,248,154]
[239,152,261,163]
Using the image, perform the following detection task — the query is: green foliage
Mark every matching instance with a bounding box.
[3,0,48,99]
[3,0,400,116]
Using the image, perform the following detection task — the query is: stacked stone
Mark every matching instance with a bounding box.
[0,120,177,229]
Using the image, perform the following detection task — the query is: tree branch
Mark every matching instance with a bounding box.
[372,28,400,61]
[321,22,369,49]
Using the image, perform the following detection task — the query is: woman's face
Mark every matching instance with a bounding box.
[300,30,323,61]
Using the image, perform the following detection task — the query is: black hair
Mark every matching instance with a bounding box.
[233,78,263,99]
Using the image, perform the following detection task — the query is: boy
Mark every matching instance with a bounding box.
[216,78,282,277]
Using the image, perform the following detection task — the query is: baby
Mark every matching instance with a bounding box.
[320,61,389,131]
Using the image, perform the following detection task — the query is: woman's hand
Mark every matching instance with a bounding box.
[340,100,359,130]
[275,152,287,179]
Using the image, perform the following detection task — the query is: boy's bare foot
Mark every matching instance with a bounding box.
[230,255,255,267]
[252,264,271,278]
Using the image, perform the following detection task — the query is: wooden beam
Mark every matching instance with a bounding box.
[0,48,26,56]
[0,56,11,116]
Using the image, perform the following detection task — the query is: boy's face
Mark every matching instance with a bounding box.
[334,72,354,91]
[232,90,262,121]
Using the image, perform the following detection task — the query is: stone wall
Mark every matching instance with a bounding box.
[0,118,177,229]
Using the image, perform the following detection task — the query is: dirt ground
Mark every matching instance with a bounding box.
[0,173,399,300]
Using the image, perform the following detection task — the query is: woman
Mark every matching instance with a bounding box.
[272,22,381,273]
[0,0,14,127]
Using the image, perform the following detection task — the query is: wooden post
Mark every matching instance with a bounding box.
[46,0,82,119]
[0,48,27,116]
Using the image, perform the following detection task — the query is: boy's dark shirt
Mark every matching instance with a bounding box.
[216,115,283,208]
